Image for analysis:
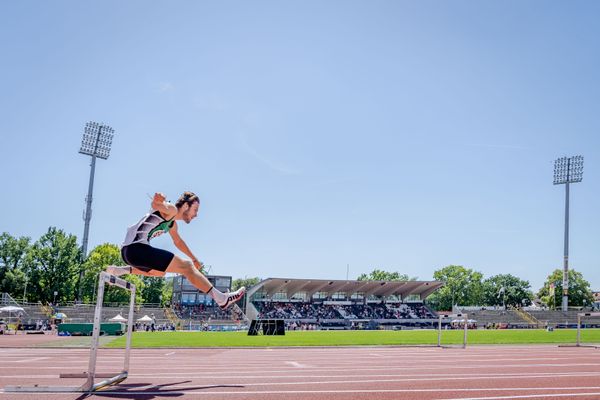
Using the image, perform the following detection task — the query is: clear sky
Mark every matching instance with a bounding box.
[0,1,598,292]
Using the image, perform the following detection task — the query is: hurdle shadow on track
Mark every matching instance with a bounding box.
[74,381,245,400]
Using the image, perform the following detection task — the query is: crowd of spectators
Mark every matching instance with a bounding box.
[173,303,233,321]
[257,303,340,320]
[134,321,176,332]
[255,301,435,320]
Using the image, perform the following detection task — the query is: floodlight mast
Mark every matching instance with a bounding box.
[553,155,584,312]
[78,122,114,301]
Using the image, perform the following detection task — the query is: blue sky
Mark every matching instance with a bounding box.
[0,1,598,292]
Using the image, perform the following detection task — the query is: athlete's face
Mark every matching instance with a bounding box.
[182,201,200,224]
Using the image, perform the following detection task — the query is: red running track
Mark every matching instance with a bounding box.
[1,345,600,399]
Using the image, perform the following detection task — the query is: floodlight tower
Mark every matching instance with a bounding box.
[78,122,114,299]
[553,155,584,312]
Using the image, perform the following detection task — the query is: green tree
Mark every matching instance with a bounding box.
[2,268,28,302]
[537,269,594,309]
[161,277,174,307]
[482,274,534,308]
[0,232,31,297]
[357,269,417,281]
[81,243,145,304]
[22,227,81,303]
[232,277,261,291]
[427,265,483,311]
[141,277,165,304]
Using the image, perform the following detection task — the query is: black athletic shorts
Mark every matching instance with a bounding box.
[121,243,175,272]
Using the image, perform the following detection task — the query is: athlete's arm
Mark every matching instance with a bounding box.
[152,192,177,219]
[169,222,204,272]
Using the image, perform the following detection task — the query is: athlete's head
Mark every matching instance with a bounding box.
[175,191,200,223]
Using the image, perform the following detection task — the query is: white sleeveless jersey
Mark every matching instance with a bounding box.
[122,210,175,246]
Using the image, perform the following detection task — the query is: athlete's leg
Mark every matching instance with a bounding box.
[165,256,245,309]
[132,267,165,277]
[106,265,165,277]
[165,256,212,292]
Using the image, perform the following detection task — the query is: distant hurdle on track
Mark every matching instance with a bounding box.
[437,313,468,349]
[5,272,135,393]
[576,312,600,348]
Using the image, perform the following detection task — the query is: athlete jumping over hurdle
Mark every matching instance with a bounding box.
[107,191,245,310]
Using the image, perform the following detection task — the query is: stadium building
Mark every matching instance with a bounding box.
[171,275,235,328]
[245,278,444,329]
[171,274,232,306]
[171,276,444,329]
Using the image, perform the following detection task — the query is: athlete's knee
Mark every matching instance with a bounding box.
[181,259,194,271]
[172,259,194,275]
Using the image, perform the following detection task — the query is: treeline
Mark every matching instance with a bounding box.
[0,229,172,306]
[1,229,594,311]
[357,266,594,311]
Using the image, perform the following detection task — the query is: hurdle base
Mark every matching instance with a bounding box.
[91,371,128,391]
[4,372,128,393]
[4,385,85,393]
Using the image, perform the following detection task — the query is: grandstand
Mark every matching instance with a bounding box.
[245,278,444,329]
[454,307,531,328]
[527,309,600,328]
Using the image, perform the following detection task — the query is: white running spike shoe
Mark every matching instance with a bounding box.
[219,286,246,310]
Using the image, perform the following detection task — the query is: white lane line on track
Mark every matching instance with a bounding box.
[0,351,594,361]
[165,352,176,356]
[13,356,596,364]
[3,370,600,380]
[90,372,600,387]
[285,361,308,368]
[12,357,49,363]
[449,393,600,400]
[6,372,597,388]
[3,362,600,373]
[188,372,600,386]
[117,371,600,380]
[3,388,600,397]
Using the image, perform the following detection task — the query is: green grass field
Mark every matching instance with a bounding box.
[105,328,600,348]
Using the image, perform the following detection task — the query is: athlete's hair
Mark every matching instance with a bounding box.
[175,191,199,209]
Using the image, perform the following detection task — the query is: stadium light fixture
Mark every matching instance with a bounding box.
[553,155,584,312]
[78,122,115,301]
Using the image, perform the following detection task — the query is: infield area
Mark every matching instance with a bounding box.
[104,329,600,348]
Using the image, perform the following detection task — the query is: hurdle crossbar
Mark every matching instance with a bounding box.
[5,272,135,393]
[437,313,468,349]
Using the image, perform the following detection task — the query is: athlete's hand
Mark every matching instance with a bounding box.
[193,259,204,273]
[153,192,167,203]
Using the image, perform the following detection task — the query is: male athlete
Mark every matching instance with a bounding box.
[107,191,245,310]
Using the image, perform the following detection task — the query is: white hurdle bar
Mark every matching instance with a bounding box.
[437,313,468,348]
[576,312,600,347]
[5,272,136,393]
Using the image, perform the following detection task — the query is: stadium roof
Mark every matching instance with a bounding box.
[247,278,444,300]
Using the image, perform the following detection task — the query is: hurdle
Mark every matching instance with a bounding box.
[576,312,600,348]
[5,272,135,393]
[437,313,468,348]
